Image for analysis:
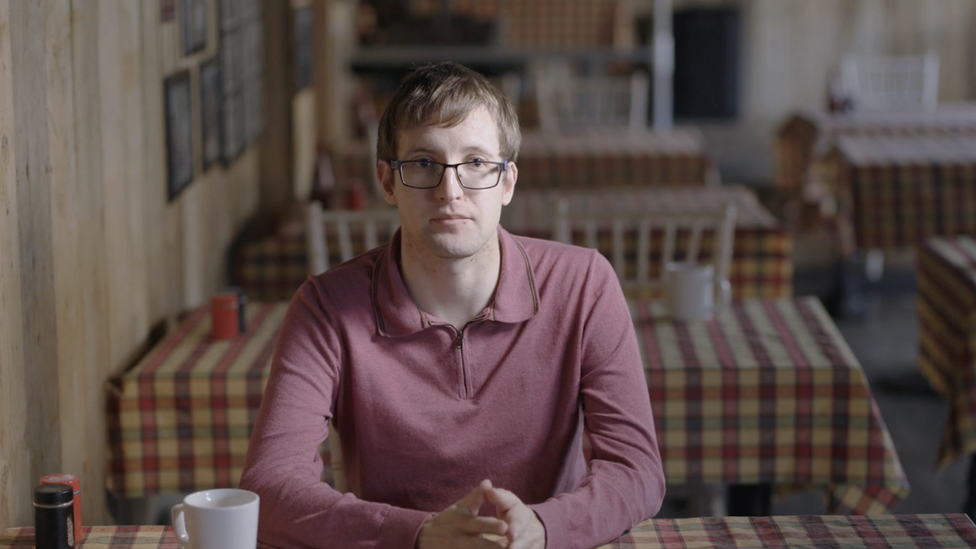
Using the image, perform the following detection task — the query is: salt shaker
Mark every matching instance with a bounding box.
[33,483,74,549]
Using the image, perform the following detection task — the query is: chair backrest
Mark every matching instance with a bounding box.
[306,200,399,495]
[534,61,650,134]
[306,201,400,274]
[840,51,939,111]
[553,198,736,300]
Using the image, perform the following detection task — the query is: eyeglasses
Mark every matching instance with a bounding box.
[389,159,510,190]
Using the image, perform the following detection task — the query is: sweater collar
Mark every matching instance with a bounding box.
[373,226,539,337]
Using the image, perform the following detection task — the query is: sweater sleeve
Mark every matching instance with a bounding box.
[529,252,666,548]
[239,280,431,549]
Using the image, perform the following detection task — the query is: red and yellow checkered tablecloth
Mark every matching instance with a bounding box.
[917,236,976,469]
[774,104,976,192]
[502,185,792,300]
[6,515,976,548]
[634,297,908,514]
[330,128,714,193]
[817,135,976,252]
[409,0,618,48]
[106,296,906,515]
[232,185,789,303]
[516,128,715,189]
[105,303,290,498]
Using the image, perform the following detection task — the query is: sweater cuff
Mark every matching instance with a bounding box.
[376,506,434,549]
[528,501,561,549]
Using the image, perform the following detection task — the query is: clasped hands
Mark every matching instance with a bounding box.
[417,479,546,549]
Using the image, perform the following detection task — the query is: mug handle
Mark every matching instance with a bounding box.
[717,279,732,308]
[170,503,191,548]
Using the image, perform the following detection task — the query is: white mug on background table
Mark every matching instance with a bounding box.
[171,488,259,549]
[665,262,730,321]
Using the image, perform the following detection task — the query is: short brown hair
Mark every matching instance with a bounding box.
[376,62,522,163]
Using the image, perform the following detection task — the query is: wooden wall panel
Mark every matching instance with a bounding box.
[0,0,263,529]
[0,0,30,533]
[9,0,62,501]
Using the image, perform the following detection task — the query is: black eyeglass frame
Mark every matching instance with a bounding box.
[389,159,511,190]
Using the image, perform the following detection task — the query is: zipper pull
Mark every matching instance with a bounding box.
[456,330,463,349]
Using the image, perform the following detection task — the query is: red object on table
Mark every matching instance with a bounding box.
[210,293,240,340]
[39,473,81,543]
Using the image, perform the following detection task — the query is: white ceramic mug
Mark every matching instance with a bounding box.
[666,262,719,321]
[171,489,259,549]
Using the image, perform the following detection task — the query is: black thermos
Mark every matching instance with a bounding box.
[33,483,74,548]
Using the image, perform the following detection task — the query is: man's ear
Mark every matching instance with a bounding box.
[377,161,397,206]
[501,161,517,206]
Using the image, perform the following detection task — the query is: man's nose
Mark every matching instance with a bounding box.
[435,166,464,200]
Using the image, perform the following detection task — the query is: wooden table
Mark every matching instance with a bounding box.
[917,235,976,515]
[501,185,792,300]
[6,515,976,548]
[105,302,293,498]
[231,185,792,303]
[774,104,976,192]
[818,135,976,254]
[636,297,908,514]
[106,298,905,515]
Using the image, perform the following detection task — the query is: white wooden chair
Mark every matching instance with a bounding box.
[306,201,400,274]
[553,198,736,302]
[306,200,400,494]
[840,51,939,111]
[534,61,651,135]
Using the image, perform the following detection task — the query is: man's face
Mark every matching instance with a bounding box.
[378,107,518,263]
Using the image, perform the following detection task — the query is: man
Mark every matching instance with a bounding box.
[240,62,665,549]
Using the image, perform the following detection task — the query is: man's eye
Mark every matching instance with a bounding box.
[415,159,434,169]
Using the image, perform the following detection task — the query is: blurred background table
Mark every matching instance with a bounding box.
[817,135,976,255]
[634,296,909,514]
[917,236,976,515]
[232,185,792,303]
[774,104,976,193]
[105,302,303,499]
[503,185,792,299]
[6,515,976,548]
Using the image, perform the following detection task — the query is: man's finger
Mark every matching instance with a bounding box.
[484,485,521,514]
[455,479,493,515]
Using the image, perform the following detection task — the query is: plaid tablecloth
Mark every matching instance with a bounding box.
[106,298,903,513]
[516,128,715,189]
[917,236,976,468]
[817,135,976,251]
[410,0,617,48]
[635,297,908,514]
[502,185,792,299]
[232,185,789,303]
[105,302,292,498]
[330,128,713,193]
[7,515,976,548]
[774,104,976,192]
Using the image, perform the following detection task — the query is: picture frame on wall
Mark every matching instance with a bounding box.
[220,0,239,32]
[164,71,194,201]
[293,6,313,90]
[182,0,208,55]
[200,58,223,171]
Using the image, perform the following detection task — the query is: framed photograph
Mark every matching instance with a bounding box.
[222,93,244,163]
[293,6,313,90]
[220,30,240,95]
[161,0,177,23]
[182,0,208,55]
[220,0,238,32]
[243,77,264,145]
[200,58,223,170]
[242,21,263,79]
[164,71,194,201]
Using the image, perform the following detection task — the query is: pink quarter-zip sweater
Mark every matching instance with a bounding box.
[240,227,665,548]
